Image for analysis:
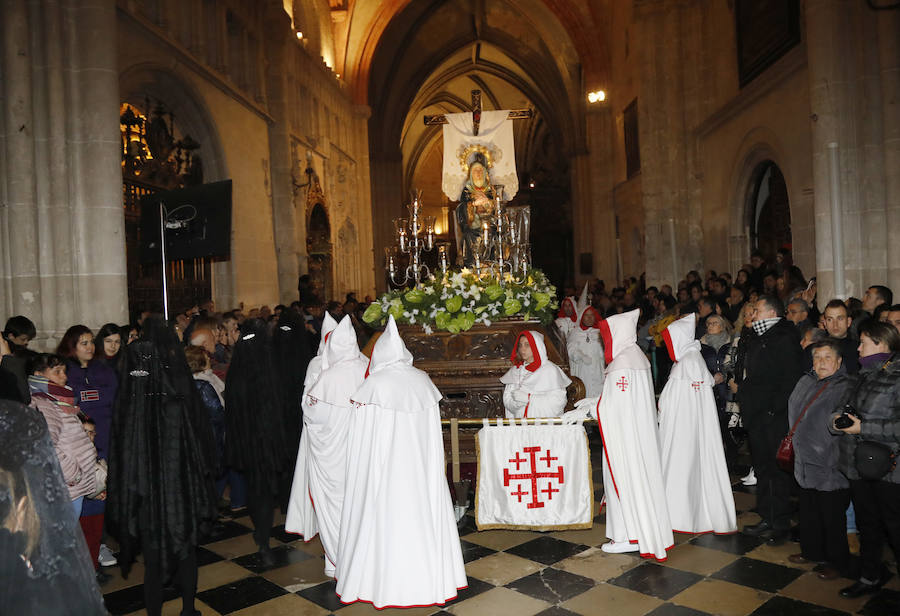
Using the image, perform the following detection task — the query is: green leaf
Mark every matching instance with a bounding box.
[404,289,425,303]
[503,298,522,316]
[485,284,504,301]
[445,295,463,313]
[435,312,452,329]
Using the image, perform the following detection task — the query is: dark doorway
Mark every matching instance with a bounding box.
[748,161,791,261]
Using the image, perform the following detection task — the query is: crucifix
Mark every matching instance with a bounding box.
[423,89,533,136]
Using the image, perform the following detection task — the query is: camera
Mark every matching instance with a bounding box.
[834,403,856,429]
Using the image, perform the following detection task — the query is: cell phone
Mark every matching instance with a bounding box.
[806,278,816,291]
[834,414,853,429]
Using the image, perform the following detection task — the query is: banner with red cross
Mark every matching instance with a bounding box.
[475,421,593,530]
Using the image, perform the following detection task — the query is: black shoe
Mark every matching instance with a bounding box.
[95,570,112,586]
[766,530,789,546]
[839,572,893,599]
[742,520,772,536]
[258,547,275,568]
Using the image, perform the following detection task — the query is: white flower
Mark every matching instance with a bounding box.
[423,324,433,335]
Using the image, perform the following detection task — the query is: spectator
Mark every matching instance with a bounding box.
[726,286,746,324]
[787,340,851,580]
[736,295,803,544]
[831,321,900,598]
[700,313,738,468]
[883,304,900,332]
[823,300,860,374]
[1,316,37,403]
[799,325,829,373]
[94,323,122,370]
[695,297,716,339]
[786,298,812,329]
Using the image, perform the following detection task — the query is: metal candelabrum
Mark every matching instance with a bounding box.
[387,189,440,287]
[471,185,531,285]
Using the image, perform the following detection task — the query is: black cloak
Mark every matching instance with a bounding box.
[224,318,292,494]
[0,399,106,615]
[106,318,217,578]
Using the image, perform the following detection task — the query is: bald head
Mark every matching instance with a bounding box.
[189,328,217,354]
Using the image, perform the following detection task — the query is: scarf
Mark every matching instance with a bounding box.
[751,317,781,337]
[193,369,225,406]
[859,352,893,370]
[27,375,78,413]
[701,331,731,350]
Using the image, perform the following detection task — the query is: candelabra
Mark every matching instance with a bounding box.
[471,185,531,285]
[386,189,441,287]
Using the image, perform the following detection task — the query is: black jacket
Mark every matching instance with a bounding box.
[735,318,803,420]
[834,335,860,375]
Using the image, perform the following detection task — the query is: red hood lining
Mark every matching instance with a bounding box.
[511,331,542,372]
[580,307,602,330]
[598,320,613,365]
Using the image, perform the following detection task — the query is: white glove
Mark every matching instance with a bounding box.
[511,389,530,404]
[574,397,599,414]
[560,408,591,424]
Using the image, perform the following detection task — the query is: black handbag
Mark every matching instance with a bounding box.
[854,440,897,480]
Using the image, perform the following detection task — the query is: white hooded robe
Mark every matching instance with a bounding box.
[335,315,467,609]
[501,330,571,419]
[658,314,737,535]
[285,315,368,574]
[554,297,579,361]
[568,306,606,398]
[593,309,674,560]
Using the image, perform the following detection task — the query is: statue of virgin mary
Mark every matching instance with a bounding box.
[455,153,496,267]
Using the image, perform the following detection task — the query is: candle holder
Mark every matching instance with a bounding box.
[389,189,436,287]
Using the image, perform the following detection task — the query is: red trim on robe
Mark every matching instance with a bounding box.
[598,320,613,365]
[558,298,577,321]
[334,585,469,610]
[510,331,541,372]
[662,328,676,362]
[595,399,620,498]
[579,306,603,330]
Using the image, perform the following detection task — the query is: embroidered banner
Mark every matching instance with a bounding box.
[442,110,518,201]
[476,422,592,531]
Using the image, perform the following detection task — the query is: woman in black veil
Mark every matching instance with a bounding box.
[106,317,217,616]
[271,307,314,509]
[0,399,106,615]
[225,318,292,564]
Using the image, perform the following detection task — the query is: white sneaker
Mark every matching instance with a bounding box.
[98,543,117,567]
[601,541,639,554]
[740,469,757,486]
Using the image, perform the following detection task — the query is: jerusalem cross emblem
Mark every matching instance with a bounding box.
[691,381,703,391]
[503,446,565,509]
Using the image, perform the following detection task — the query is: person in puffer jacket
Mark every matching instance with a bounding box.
[830,321,900,599]
[27,353,98,517]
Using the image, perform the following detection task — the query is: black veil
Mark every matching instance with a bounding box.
[106,317,217,578]
[0,399,106,615]
[225,318,291,495]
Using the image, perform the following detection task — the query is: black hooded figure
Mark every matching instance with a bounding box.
[225,318,292,563]
[271,308,314,509]
[106,317,217,616]
[0,399,107,615]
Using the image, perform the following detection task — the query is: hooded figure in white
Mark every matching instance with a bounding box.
[572,309,673,560]
[303,311,339,390]
[501,330,571,419]
[568,306,606,398]
[658,314,737,535]
[285,315,368,576]
[555,297,579,343]
[336,316,466,609]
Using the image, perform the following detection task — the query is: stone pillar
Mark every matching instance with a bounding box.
[633,0,695,287]
[0,0,126,343]
[805,0,884,301]
[353,104,376,297]
[369,151,403,293]
[878,9,900,292]
[263,2,301,305]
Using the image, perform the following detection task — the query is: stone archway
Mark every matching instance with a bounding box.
[307,203,333,303]
[747,161,791,263]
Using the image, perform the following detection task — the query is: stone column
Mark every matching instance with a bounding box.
[878,9,900,292]
[1,0,126,343]
[263,2,301,305]
[353,104,376,297]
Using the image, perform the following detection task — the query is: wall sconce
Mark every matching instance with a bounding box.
[587,90,607,104]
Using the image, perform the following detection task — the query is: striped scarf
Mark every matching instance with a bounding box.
[27,375,78,413]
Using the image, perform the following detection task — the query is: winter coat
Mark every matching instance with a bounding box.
[832,354,900,484]
[735,319,803,424]
[30,395,98,499]
[788,368,851,491]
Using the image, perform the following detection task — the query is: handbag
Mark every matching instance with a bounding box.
[776,382,829,473]
[854,440,897,480]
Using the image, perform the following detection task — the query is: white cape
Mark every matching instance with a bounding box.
[569,308,606,398]
[336,316,466,608]
[595,310,673,560]
[285,316,368,571]
[658,314,736,534]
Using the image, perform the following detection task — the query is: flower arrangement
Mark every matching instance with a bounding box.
[362,268,558,334]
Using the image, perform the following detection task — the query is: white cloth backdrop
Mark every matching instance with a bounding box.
[442,110,518,200]
[476,420,592,530]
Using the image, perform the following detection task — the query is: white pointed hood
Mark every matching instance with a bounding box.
[599,309,648,371]
[500,330,572,393]
[663,313,711,382]
[307,316,368,405]
[576,282,590,312]
[304,311,340,388]
[317,311,339,355]
[662,313,701,362]
[350,316,441,412]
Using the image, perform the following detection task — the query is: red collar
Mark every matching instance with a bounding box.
[580,307,602,330]
[511,331,542,372]
[662,328,677,362]
[558,299,577,322]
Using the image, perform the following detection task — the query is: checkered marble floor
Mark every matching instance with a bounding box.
[102,436,900,616]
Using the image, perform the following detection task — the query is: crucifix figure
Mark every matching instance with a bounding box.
[423,89,532,136]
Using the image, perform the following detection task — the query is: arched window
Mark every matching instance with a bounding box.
[747,161,791,261]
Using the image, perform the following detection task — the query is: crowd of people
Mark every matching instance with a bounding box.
[1,248,899,611]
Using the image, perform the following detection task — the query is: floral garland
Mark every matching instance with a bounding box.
[363,268,558,334]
